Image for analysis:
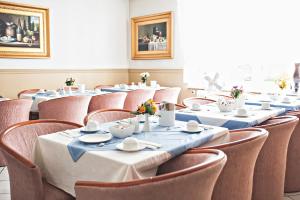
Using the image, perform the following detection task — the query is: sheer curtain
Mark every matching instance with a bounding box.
[178,0,300,92]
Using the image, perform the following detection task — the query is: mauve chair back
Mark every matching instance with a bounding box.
[253,116,299,200]
[0,99,32,166]
[88,92,127,113]
[84,109,134,125]
[38,96,91,125]
[123,89,155,111]
[153,87,181,104]
[75,149,227,200]
[192,128,268,200]
[17,89,40,98]
[0,120,81,200]
[182,97,216,108]
[285,111,300,192]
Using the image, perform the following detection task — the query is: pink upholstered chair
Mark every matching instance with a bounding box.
[285,111,300,192]
[88,92,127,113]
[38,96,91,125]
[253,116,299,200]
[94,85,113,90]
[123,89,155,111]
[191,128,268,200]
[153,87,181,104]
[0,99,32,166]
[182,97,216,108]
[84,109,134,125]
[75,149,227,200]
[17,89,40,98]
[0,120,82,200]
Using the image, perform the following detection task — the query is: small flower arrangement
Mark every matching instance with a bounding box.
[140,72,150,84]
[276,78,287,90]
[230,86,243,99]
[65,78,75,86]
[133,99,157,115]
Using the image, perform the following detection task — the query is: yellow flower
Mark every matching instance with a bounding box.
[278,79,287,90]
[152,104,158,113]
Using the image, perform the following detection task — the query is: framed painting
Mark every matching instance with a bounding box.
[131,11,173,60]
[0,1,50,58]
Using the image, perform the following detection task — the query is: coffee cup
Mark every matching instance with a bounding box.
[85,120,99,131]
[186,120,199,132]
[282,96,291,103]
[237,108,248,116]
[191,103,201,111]
[261,102,271,110]
[122,137,138,150]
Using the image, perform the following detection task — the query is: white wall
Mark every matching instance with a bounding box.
[0,0,129,69]
[129,0,184,69]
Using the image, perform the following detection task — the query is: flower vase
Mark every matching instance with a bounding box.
[234,95,245,109]
[142,114,151,132]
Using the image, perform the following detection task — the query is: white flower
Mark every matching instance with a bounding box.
[140,72,150,78]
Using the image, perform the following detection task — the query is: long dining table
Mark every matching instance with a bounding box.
[33,120,228,196]
[20,90,110,112]
[176,103,286,130]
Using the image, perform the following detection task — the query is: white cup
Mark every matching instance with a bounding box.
[78,84,85,93]
[237,108,248,116]
[191,103,201,111]
[150,80,157,88]
[261,102,271,110]
[282,96,291,103]
[123,137,138,150]
[186,120,199,131]
[85,120,99,131]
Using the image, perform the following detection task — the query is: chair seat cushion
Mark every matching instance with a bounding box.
[43,180,74,200]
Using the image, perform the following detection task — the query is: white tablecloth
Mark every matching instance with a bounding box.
[148,41,167,51]
[176,104,285,130]
[33,121,228,196]
[20,90,110,112]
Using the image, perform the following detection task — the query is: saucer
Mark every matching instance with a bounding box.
[78,133,112,144]
[234,114,249,118]
[191,108,201,111]
[80,127,100,134]
[181,127,204,133]
[116,143,146,152]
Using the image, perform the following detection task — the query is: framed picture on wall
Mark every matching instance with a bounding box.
[0,1,50,58]
[131,11,173,60]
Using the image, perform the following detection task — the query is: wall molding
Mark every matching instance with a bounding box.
[0,68,129,74]
[129,68,183,74]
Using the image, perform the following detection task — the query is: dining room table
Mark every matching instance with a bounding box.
[33,119,229,196]
[245,93,300,112]
[101,85,167,93]
[20,90,110,112]
[175,103,285,130]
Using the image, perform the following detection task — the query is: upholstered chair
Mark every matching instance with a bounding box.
[75,149,227,200]
[285,111,300,192]
[253,116,299,200]
[0,120,82,200]
[17,88,40,98]
[38,96,91,125]
[0,99,33,166]
[153,87,181,104]
[84,109,134,125]
[123,89,155,111]
[182,97,216,107]
[191,128,268,200]
[88,92,127,113]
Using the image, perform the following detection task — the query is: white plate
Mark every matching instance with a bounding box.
[78,133,112,144]
[191,108,201,111]
[116,143,146,152]
[234,114,249,118]
[181,127,204,133]
[80,127,100,133]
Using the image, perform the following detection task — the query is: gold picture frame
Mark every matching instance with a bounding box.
[0,1,50,58]
[131,11,173,60]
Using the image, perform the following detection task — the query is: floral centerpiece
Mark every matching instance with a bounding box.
[133,99,157,131]
[230,86,245,108]
[276,78,287,90]
[65,78,75,86]
[140,72,150,84]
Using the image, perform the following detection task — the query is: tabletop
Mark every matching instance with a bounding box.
[176,104,285,130]
[101,86,167,93]
[33,120,228,196]
[20,90,110,112]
